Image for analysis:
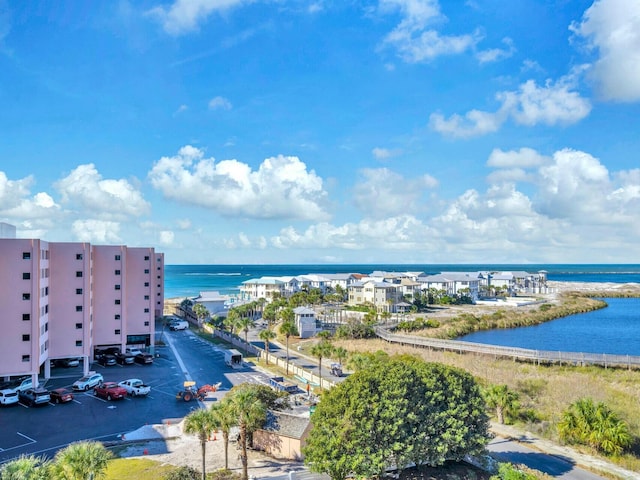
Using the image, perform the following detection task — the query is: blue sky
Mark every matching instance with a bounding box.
[1,0,639,265]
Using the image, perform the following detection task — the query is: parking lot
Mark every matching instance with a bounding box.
[0,334,200,463]
[0,326,304,464]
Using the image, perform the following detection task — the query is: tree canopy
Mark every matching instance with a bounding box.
[302,356,490,480]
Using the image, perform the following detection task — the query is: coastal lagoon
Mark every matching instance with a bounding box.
[459,297,640,356]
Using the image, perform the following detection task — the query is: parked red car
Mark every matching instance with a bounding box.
[93,382,127,401]
[50,388,74,404]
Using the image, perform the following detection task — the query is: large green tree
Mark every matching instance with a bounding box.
[303,356,489,480]
[51,441,112,480]
[184,408,218,480]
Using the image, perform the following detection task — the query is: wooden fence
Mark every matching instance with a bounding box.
[375,327,640,369]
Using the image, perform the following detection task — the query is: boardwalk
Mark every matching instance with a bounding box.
[374,327,640,370]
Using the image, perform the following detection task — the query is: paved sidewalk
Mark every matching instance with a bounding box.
[489,422,640,480]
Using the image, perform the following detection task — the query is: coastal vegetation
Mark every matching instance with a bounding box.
[406,293,608,339]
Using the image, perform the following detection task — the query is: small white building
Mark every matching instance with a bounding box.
[192,291,230,316]
[293,306,317,339]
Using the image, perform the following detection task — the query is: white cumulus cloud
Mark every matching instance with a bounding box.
[430,73,591,138]
[208,96,232,110]
[571,0,640,102]
[147,0,251,36]
[148,146,330,221]
[353,167,438,218]
[55,164,150,219]
[72,219,122,243]
[379,0,480,62]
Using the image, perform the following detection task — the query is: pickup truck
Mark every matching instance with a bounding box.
[118,378,151,397]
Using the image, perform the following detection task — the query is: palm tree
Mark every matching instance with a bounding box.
[51,441,112,480]
[483,384,519,425]
[258,328,277,365]
[237,316,255,346]
[310,339,334,385]
[278,318,299,375]
[225,308,240,335]
[0,454,50,480]
[228,386,268,480]
[558,397,631,455]
[192,303,209,327]
[183,408,217,480]
[333,346,348,366]
[210,399,237,470]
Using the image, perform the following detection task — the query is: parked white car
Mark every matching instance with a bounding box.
[0,377,33,394]
[0,388,19,406]
[118,378,151,397]
[169,320,189,331]
[72,372,104,391]
[125,347,143,356]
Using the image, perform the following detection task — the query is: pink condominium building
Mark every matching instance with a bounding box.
[0,235,164,385]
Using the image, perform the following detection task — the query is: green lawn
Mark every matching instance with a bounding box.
[105,458,174,480]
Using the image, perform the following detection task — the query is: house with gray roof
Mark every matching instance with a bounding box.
[252,410,312,460]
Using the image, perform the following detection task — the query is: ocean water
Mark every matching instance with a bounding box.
[164,264,640,299]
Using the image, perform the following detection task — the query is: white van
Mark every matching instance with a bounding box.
[169,320,189,331]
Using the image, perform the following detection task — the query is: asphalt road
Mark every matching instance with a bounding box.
[487,437,606,480]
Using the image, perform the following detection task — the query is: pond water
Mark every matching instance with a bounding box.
[458,298,640,356]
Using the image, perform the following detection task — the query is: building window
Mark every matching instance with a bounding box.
[115,269,121,275]
[144,255,149,261]
[144,269,149,274]
[76,323,82,329]
[115,285,121,290]
[76,340,82,347]
[144,308,149,313]
[144,295,149,300]
[144,321,149,326]
[23,272,30,280]
[22,334,30,341]
[22,313,30,321]
[45,286,49,295]
[115,299,121,305]
[115,329,121,335]
[76,271,83,277]
[22,355,30,362]
[45,322,48,332]
[115,314,121,320]
[75,305,83,312]
[144,282,149,287]
[23,252,31,259]
[23,293,31,300]
[76,253,83,260]
[76,288,83,294]
[115,254,121,261]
